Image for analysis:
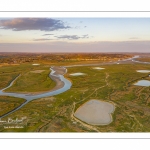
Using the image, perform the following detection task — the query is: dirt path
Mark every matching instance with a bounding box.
[70,73,110,132]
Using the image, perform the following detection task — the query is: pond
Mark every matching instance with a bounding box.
[69,72,86,76]
[136,70,150,73]
[134,80,150,87]
[74,99,115,125]
[93,67,105,70]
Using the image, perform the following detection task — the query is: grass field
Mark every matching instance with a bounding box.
[0,96,25,117]
[137,57,150,62]
[0,64,56,93]
[0,62,150,132]
[5,70,56,93]
[0,73,19,90]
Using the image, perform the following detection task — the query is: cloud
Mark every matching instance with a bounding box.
[75,26,80,29]
[33,38,53,41]
[0,18,70,31]
[55,34,89,40]
[82,34,89,38]
[42,34,54,36]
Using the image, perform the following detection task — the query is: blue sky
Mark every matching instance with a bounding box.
[0,18,150,52]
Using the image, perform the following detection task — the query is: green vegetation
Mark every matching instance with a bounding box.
[0,63,56,93]
[137,57,150,62]
[5,70,56,93]
[0,73,19,89]
[1,60,150,132]
[0,96,25,116]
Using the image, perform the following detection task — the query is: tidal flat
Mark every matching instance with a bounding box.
[74,99,115,125]
[1,60,150,132]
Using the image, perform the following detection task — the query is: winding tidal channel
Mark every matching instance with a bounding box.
[0,66,72,118]
[0,55,149,119]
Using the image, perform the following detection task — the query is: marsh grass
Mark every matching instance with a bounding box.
[1,63,150,132]
[0,73,19,89]
[5,70,56,93]
[0,96,25,116]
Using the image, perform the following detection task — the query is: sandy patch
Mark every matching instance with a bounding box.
[93,67,105,70]
[136,70,150,73]
[52,66,66,75]
[69,72,86,76]
[74,99,115,125]
[30,70,45,73]
[32,64,40,66]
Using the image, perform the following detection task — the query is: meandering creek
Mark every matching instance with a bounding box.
[0,55,149,119]
[0,67,72,118]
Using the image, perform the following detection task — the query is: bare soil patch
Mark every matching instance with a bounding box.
[30,70,45,73]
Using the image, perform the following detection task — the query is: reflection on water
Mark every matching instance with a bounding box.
[0,67,72,118]
[136,70,150,73]
[93,67,105,70]
[0,68,72,101]
[74,99,115,125]
[69,72,86,76]
[134,80,150,87]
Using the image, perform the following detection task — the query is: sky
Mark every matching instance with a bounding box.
[0,18,150,53]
